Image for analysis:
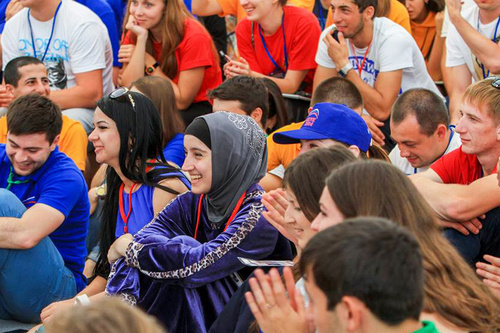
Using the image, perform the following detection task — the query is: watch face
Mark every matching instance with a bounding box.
[146,67,154,74]
[96,185,107,197]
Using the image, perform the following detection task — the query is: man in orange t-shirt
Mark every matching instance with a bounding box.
[0,57,87,171]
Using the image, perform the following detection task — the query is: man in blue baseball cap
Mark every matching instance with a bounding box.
[273,102,372,158]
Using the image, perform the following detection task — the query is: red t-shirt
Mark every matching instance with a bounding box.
[431,147,497,185]
[123,18,222,103]
[235,6,320,93]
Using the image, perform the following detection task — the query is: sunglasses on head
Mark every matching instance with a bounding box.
[109,87,136,110]
[492,78,500,89]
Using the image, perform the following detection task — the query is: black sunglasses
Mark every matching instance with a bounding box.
[492,78,500,89]
[109,87,136,110]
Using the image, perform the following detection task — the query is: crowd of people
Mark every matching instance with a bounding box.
[0,0,499,332]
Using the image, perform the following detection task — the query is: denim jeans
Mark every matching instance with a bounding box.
[0,189,76,323]
[444,206,500,266]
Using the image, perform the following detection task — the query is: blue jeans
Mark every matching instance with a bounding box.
[444,206,500,266]
[0,189,76,323]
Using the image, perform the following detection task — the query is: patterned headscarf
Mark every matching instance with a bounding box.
[195,112,267,224]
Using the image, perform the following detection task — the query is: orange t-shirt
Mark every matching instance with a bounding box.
[267,122,303,171]
[0,115,87,171]
[216,0,316,22]
[325,0,411,34]
[410,11,437,62]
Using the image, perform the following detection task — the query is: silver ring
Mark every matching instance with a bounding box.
[266,303,274,309]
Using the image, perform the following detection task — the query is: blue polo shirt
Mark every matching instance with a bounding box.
[0,144,89,292]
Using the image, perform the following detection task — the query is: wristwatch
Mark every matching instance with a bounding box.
[145,62,160,75]
[74,294,91,306]
[338,62,353,77]
[95,183,107,199]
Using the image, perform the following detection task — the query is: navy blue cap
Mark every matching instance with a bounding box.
[273,103,372,152]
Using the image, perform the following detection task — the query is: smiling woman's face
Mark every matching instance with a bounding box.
[283,188,317,249]
[310,187,345,232]
[182,134,212,194]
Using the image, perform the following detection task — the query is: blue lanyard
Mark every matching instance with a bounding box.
[316,0,325,30]
[258,13,288,74]
[413,125,456,174]
[476,14,500,79]
[27,1,62,62]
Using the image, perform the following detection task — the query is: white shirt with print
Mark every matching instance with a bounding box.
[2,0,114,95]
[315,17,443,98]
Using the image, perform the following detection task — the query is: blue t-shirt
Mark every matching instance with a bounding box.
[77,0,121,68]
[0,0,8,34]
[105,0,126,35]
[163,133,185,167]
[0,145,89,292]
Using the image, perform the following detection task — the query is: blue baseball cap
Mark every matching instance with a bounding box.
[273,103,372,152]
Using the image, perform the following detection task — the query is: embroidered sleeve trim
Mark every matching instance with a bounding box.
[125,241,144,268]
[137,190,264,280]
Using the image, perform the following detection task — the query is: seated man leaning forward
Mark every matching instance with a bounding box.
[0,56,88,172]
[411,78,500,265]
[390,88,462,175]
[0,94,89,323]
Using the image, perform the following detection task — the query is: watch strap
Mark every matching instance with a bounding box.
[338,62,353,77]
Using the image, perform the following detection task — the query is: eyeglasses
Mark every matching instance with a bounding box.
[109,87,136,110]
[492,78,500,89]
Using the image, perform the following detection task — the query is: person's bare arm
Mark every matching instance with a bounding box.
[447,0,500,73]
[412,170,500,221]
[259,172,283,192]
[50,69,103,109]
[191,0,224,16]
[152,177,189,215]
[41,276,107,323]
[322,32,402,121]
[224,58,309,94]
[427,11,445,81]
[0,203,65,249]
[447,64,471,124]
[312,64,338,91]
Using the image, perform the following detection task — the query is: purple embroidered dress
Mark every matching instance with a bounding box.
[105,112,292,332]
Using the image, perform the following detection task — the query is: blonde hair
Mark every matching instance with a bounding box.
[462,79,500,125]
[45,297,166,333]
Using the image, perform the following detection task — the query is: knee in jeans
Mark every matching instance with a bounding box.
[0,189,26,218]
[0,188,17,201]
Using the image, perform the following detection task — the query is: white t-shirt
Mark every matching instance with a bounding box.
[446,6,500,81]
[389,127,462,175]
[315,18,442,98]
[2,0,114,96]
[441,0,476,37]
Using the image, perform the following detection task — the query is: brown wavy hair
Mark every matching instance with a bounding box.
[326,160,500,332]
[123,0,213,80]
[131,76,185,145]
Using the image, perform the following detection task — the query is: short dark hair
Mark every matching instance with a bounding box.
[7,94,62,144]
[352,0,378,14]
[208,76,269,127]
[391,88,449,136]
[426,0,445,13]
[4,56,45,87]
[311,77,363,110]
[300,217,424,326]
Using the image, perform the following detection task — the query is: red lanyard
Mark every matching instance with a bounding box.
[349,42,371,76]
[119,182,138,234]
[194,192,247,240]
